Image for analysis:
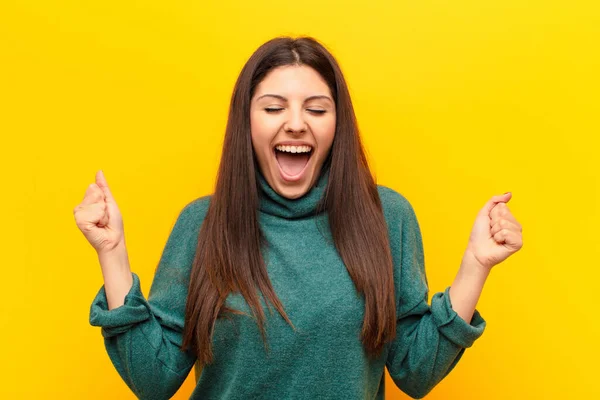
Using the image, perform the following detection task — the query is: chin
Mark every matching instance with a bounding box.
[280,188,307,199]
[273,179,311,199]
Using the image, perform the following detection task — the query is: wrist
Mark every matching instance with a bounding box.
[460,250,492,279]
[98,241,130,272]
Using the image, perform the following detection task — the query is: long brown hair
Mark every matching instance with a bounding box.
[181,36,396,367]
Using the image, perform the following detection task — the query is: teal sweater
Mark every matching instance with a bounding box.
[89,167,486,399]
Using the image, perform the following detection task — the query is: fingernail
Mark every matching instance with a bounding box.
[504,191,511,195]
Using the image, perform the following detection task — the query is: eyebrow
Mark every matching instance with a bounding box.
[255,94,333,103]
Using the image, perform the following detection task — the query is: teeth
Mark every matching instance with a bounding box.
[275,145,312,153]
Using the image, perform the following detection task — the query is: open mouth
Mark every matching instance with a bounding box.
[273,145,314,179]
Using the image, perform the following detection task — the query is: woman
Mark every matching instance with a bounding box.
[75,36,523,399]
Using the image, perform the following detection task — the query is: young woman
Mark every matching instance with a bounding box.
[75,36,523,399]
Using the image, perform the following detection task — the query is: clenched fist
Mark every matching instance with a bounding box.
[465,192,523,270]
[73,170,125,254]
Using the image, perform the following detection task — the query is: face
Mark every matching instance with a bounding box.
[250,64,336,199]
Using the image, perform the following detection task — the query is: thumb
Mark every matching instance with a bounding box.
[478,192,512,217]
[96,170,115,203]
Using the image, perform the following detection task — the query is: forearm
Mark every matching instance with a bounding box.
[448,250,491,324]
[97,242,134,310]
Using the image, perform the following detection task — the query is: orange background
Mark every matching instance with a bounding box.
[1,1,598,399]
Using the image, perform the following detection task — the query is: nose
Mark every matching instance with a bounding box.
[283,108,307,134]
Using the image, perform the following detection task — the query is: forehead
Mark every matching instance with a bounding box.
[254,65,331,98]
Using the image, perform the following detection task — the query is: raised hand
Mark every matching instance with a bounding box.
[465,192,523,270]
[73,170,125,254]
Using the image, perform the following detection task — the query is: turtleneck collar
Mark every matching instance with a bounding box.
[257,165,330,219]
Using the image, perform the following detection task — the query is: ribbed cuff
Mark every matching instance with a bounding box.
[430,286,486,348]
[89,272,151,338]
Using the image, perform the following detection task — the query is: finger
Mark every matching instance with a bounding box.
[491,219,521,236]
[490,203,522,230]
[96,170,116,203]
[492,212,522,231]
[80,183,105,206]
[493,229,523,251]
[490,202,508,222]
[478,192,512,218]
[75,202,106,227]
[98,207,109,227]
[490,203,519,226]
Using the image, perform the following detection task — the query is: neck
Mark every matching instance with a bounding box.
[256,166,330,219]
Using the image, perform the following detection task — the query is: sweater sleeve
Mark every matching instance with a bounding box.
[89,200,205,400]
[382,189,486,399]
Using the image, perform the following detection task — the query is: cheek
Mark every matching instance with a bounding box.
[315,117,336,149]
[250,117,266,150]
[251,114,279,145]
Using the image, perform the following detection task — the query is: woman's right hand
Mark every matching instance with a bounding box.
[73,170,125,255]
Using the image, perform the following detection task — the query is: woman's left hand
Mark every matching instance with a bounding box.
[465,192,523,270]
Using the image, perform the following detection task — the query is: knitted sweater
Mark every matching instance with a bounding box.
[89,167,486,400]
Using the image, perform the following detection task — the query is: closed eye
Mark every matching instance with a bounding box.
[264,108,327,115]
